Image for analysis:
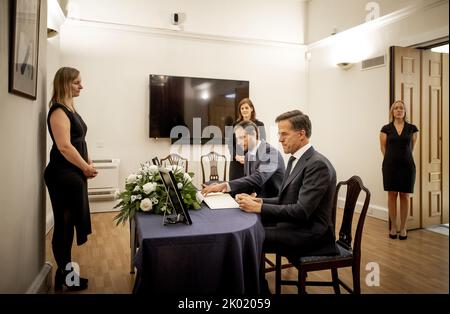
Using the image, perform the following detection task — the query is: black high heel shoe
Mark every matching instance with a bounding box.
[389,229,398,239]
[54,269,89,292]
[399,230,408,240]
[389,233,398,239]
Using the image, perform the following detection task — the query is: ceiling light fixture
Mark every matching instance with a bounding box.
[431,44,449,54]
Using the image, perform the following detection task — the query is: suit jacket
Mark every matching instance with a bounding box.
[262,146,337,255]
[228,119,266,180]
[228,140,285,198]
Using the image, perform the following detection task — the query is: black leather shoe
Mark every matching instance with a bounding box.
[54,269,88,292]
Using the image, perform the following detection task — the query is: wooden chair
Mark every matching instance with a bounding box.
[160,153,188,172]
[152,157,161,166]
[264,254,293,273]
[274,175,371,294]
[200,151,227,184]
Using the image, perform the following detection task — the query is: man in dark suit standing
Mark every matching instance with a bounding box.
[202,120,285,198]
[237,110,338,272]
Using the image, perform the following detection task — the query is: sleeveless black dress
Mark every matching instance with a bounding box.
[44,103,92,245]
[381,122,419,193]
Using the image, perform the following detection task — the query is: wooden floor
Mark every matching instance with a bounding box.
[45,210,449,294]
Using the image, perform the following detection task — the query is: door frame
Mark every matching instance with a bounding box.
[389,40,449,228]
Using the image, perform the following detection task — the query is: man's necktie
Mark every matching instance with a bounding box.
[285,155,297,176]
[246,153,256,176]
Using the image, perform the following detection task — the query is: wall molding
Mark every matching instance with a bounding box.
[337,197,388,222]
[65,17,305,49]
[307,0,449,49]
[26,262,53,294]
[397,26,449,48]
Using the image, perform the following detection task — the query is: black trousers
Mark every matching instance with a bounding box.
[260,222,337,293]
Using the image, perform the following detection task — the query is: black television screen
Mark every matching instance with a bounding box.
[149,74,249,143]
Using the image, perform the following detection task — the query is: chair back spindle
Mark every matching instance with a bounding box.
[201,152,227,184]
[160,154,188,172]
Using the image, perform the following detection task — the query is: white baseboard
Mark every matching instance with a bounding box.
[26,262,53,294]
[89,200,120,213]
[370,204,389,221]
[337,197,388,221]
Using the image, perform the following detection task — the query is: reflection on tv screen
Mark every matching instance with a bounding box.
[149,74,249,142]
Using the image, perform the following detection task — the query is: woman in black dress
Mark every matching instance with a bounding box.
[380,100,418,240]
[44,67,98,291]
[228,98,266,180]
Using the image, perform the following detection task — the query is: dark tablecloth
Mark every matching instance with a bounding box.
[133,205,265,294]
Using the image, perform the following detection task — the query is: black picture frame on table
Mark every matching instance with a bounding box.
[9,0,41,100]
[158,168,193,226]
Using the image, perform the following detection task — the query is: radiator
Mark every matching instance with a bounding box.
[88,159,120,201]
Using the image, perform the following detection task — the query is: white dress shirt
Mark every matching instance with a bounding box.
[288,143,312,174]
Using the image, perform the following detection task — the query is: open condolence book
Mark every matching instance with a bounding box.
[196,191,239,209]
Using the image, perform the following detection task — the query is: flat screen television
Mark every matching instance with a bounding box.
[149,74,249,144]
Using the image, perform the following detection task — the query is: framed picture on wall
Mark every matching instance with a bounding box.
[9,0,41,100]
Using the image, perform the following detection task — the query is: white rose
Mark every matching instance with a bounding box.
[148,165,159,174]
[177,182,183,189]
[143,182,157,194]
[140,198,153,212]
[133,185,140,192]
[126,174,138,184]
[183,173,192,183]
[136,194,142,200]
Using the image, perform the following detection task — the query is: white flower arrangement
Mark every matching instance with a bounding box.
[114,161,200,225]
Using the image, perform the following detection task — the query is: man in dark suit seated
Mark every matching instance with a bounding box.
[237,110,338,293]
[201,120,285,198]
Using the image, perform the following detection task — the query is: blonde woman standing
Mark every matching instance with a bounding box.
[44,67,97,291]
[380,100,418,240]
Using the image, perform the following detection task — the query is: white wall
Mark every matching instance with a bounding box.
[67,0,307,44]
[57,0,307,190]
[306,0,449,219]
[0,0,48,292]
[306,0,425,43]
[45,35,62,233]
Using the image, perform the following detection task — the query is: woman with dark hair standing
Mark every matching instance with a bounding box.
[380,100,418,240]
[44,67,97,291]
[228,98,266,180]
